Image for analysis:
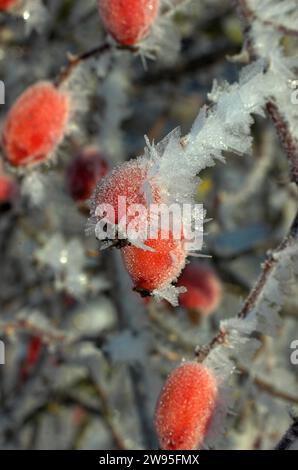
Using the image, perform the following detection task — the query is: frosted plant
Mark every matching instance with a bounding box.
[0,0,298,452]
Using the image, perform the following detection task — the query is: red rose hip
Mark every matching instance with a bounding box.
[98,0,160,46]
[121,233,186,292]
[0,0,19,11]
[92,157,158,228]
[67,147,108,202]
[0,173,17,205]
[177,263,222,315]
[155,362,218,450]
[2,81,70,167]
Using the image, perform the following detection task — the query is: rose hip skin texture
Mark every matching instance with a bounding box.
[0,0,18,11]
[155,362,218,450]
[121,234,186,291]
[92,157,156,226]
[2,82,70,167]
[98,0,160,45]
[177,264,222,315]
[67,148,108,202]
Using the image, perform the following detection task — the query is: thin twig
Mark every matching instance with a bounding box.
[266,101,298,185]
[239,366,298,405]
[275,417,298,450]
[56,42,138,86]
[236,0,298,37]
[91,376,127,450]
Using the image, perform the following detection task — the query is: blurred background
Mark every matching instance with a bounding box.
[0,0,297,450]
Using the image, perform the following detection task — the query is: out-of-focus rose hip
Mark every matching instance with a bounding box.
[2,81,70,167]
[67,147,108,203]
[0,0,19,11]
[177,263,222,315]
[0,173,18,205]
[121,233,186,292]
[98,0,160,46]
[155,362,218,450]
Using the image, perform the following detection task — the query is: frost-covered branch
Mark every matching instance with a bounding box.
[266,101,298,184]
[196,210,298,363]
[56,42,138,86]
[0,317,72,345]
[236,0,298,184]
[237,0,298,37]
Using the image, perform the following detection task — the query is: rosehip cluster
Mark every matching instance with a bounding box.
[98,0,160,46]
[92,158,187,293]
[2,81,71,168]
[155,362,218,450]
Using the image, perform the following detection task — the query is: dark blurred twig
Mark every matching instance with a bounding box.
[275,416,298,450]
[139,40,238,85]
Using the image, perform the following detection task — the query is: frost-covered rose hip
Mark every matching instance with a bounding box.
[2,81,70,167]
[155,362,218,450]
[121,233,186,292]
[92,157,158,228]
[67,147,108,202]
[177,263,222,316]
[0,0,18,11]
[98,0,160,46]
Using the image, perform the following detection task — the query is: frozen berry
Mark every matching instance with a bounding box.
[0,0,18,11]
[98,0,160,46]
[0,173,17,205]
[67,147,108,203]
[155,362,218,450]
[177,264,222,315]
[121,232,186,292]
[2,81,70,167]
[92,157,159,228]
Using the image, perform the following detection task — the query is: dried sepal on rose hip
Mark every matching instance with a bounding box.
[155,362,218,450]
[98,0,160,46]
[177,263,222,316]
[67,147,108,203]
[2,81,71,168]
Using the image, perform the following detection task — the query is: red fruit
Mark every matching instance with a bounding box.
[0,173,17,204]
[2,81,70,167]
[177,263,222,315]
[0,0,18,11]
[20,335,42,382]
[98,0,160,46]
[155,362,218,450]
[121,232,186,292]
[92,157,158,227]
[67,147,108,202]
